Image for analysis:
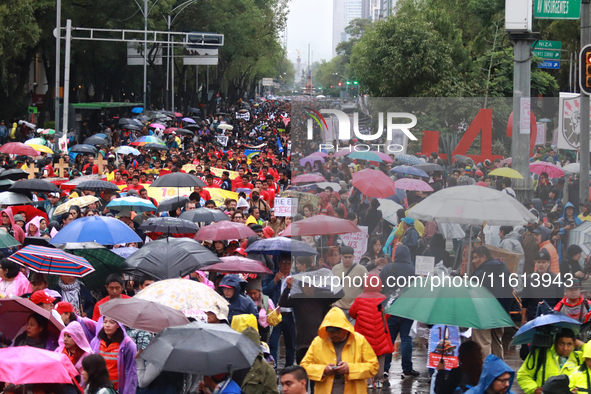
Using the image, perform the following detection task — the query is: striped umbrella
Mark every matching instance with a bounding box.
[131,136,166,146]
[9,245,94,277]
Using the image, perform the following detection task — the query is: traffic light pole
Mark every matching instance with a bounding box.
[580,0,590,206]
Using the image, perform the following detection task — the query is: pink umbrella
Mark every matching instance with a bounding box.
[529,162,564,178]
[164,127,178,134]
[352,169,397,198]
[372,151,394,163]
[300,154,325,167]
[280,224,292,237]
[292,173,326,184]
[333,150,350,157]
[0,347,79,384]
[149,123,166,129]
[174,112,183,117]
[204,256,273,274]
[290,215,361,236]
[394,178,434,192]
[194,221,256,241]
[496,157,512,168]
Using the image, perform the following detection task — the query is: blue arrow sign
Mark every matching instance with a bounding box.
[538,60,560,69]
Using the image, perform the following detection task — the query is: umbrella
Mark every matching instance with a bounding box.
[352,169,397,198]
[60,175,107,191]
[9,179,59,193]
[94,133,107,139]
[347,151,383,162]
[488,168,524,179]
[179,208,230,223]
[55,242,104,250]
[204,256,273,274]
[111,246,139,259]
[131,107,143,113]
[40,129,56,135]
[64,248,126,291]
[144,143,169,151]
[290,215,361,236]
[512,314,581,346]
[395,154,423,165]
[292,173,326,184]
[453,154,475,164]
[0,298,63,339]
[164,127,178,134]
[563,163,582,174]
[0,179,15,191]
[151,172,206,188]
[23,236,51,248]
[300,154,325,167]
[135,278,229,320]
[244,236,318,256]
[77,180,121,192]
[0,347,79,384]
[8,205,48,222]
[9,245,95,277]
[414,163,445,173]
[568,221,591,254]
[115,146,141,156]
[0,192,32,206]
[83,136,107,146]
[394,178,434,192]
[174,112,182,117]
[26,138,47,146]
[69,144,98,154]
[377,198,404,225]
[18,120,35,129]
[0,142,38,156]
[530,162,564,178]
[175,128,194,136]
[131,136,165,146]
[100,298,189,333]
[158,196,189,213]
[195,221,257,241]
[391,165,429,178]
[182,117,196,124]
[122,124,143,132]
[315,182,341,192]
[107,197,157,214]
[123,238,220,280]
[140,321,260,375]
[139,217,199,234]
[0,169,29,181]
[119,118,134,125]
[217,124,234,130]
[49,216,142,245]
[407,185,537,226]
[54,196,100,216]
[29,144,53,154]
[149,123,167,129]
[0,231,20,248]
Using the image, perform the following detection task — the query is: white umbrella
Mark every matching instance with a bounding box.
[0,192,32,206]
[377,198,404,225]
[217,124,233,130]
[407,185,536,226]
[563,163,582,174]
[315,182,341,192]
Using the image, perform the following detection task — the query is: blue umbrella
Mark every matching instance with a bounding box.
[107,197,157,214]
[131,107,143,113]
[347,151,383,162]
[50,216,142,245]
[94,133,107,139]
[390,165,429,178]
[396,154,423,165]
[245,236,318,256]
[386,189,407,205]
[512,314,581,346]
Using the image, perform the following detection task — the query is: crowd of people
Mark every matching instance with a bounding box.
[2,100,591,394]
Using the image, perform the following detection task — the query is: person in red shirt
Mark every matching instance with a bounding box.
[111,171,127,186]
[121,176,143,193]
[261,179,275,208]
[92,274,131,321]
[195,186,211,202]
[231,168,246,190]
[235,174,254,192]
[205,174,219,189]
[82,156,99,175]
[43,161,56,178]
[266,175,279,194]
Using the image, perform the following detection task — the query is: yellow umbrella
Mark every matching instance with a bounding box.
[27,144,53,154]
[488,168,524,179]
[54,196,100,216]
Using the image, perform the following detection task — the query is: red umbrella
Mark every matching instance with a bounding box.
[394,178,434,192]
[0,142,38,157]
[9,205,48,222]
[292,173,326,184]
[280,224,292,237]
[352,169,397,198]
[204,256,273,274]
[194,221,257,241]
[164,127,178,134]
[290,215,361,236]
[0,298,63,339]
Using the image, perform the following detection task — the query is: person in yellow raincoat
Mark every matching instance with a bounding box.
[516,329,581,394]
[569,343,591,392]
[300,307,379,394]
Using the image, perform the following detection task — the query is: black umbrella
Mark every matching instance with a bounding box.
[184,124,200,130]
[157,196,189,213]
[122,124,143,131]
[23,237,54,247]
[77,180,120,192]
[151,173,206,188]
[122,238,220,280]
[139,217,199,234]
[179,208,230,223]
[140,321,259,375]
[118,118,133,126]
[175,129,194,136]
[414,163,445,173]
[70,144,98,154]
[144,143,169,151]
[9,179,59,193]
[83,136,108,146]
[0,169,29,181]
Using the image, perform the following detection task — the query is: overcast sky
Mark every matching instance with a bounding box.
[286,0,333,66]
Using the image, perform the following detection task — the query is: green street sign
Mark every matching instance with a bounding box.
[533,40,562,50]
[534,0,581,19]
[28,106,37,114]
[533,50,561,59]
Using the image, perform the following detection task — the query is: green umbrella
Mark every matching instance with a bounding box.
[385,277,514,330]
[0,231,21,248]
[68,248,126,291]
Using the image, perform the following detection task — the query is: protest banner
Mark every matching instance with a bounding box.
[427,325,460,370]
[274,197,297,217]
[415,256,435,276]
[340,226,368,263]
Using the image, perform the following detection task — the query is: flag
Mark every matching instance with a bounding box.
[58,133,68,153]
[277,137,284,153]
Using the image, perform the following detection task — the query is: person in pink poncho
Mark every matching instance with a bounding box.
[25,216,43,237]
[0,258,32,297]
[186,270,215,289]
[0,209,25,244]
[55,320,93,386]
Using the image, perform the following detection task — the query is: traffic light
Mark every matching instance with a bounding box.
[580,45,591,95]
[346,81,351,85]
[353,81,358,85]
[338,82,342,86]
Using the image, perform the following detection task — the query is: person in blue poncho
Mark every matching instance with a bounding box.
[466,354,516,394]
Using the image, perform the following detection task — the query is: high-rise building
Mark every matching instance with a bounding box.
[362,0,381,21]
[379,0,397,18]
[332,0,363,57]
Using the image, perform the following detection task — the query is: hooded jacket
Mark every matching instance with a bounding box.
[349,274,394,356]
[25,216,43,237]
[220,274,257,323]
[0,208,25,243]
[239,327,279,394]
[380,245,415,298]
[55,321,92,383]
[90,317,138,394]
[318,192,335,217]
[300,307,379,394]
[499,230,525,275]
[517,345,581,394]
[467,354,516,394]
[0,271,32,297]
